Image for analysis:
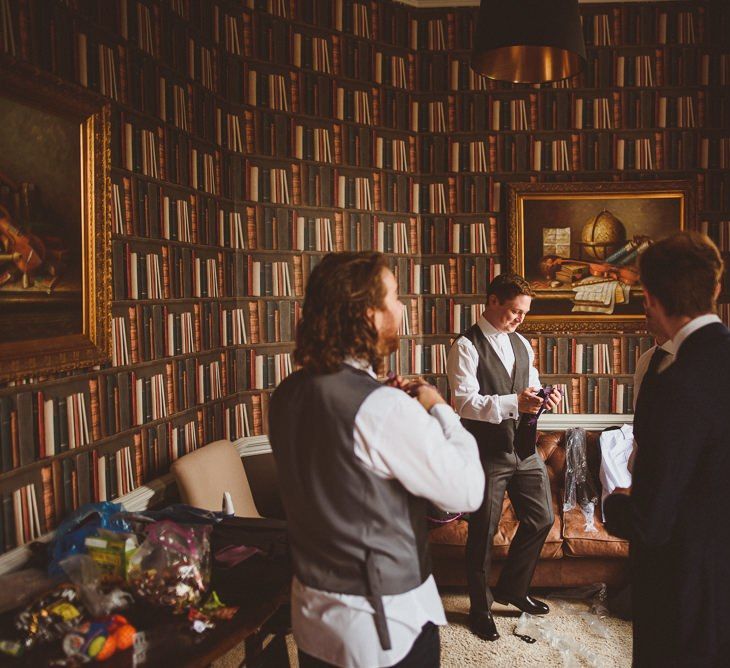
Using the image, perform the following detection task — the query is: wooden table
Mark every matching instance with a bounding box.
[9,573,290,667]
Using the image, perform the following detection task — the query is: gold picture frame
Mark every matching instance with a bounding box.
[0,59,111,380]
[507,180,694,333]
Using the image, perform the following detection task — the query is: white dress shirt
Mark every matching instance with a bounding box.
[599,424,634,514]
[632,339,676,410]
[446,315,541,423]
[292,360,484,668]
[672,313,722,352]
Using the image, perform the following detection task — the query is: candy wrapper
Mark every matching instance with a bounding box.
[128,521,211,613]
[7,585,87,653]
[62,614,136,662]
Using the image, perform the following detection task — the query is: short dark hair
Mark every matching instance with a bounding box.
[639,231,724,318]
[487,273,535,303]
[294,251,389,374]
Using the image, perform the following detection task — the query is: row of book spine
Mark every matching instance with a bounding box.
[530,335,655,376]
[0,351,297,474]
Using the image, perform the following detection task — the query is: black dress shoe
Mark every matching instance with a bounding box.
[492,592,550,615]
[468,611,500,641]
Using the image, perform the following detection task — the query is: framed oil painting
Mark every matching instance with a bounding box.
[0,60,111,381]
[507,180,694,332]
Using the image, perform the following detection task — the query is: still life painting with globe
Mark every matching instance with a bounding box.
[507,181,692,330]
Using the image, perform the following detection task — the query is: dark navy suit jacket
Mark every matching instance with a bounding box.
[605,322,730,667]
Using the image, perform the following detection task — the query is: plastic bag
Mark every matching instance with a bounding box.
[563,428,599,532]
[515,613,602,667]
[546,582,611,638]
[128,520,211,613]
[49,502,130,576]
[60,554,133,618]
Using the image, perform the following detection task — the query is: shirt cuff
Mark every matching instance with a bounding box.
[500,394,519,421]
[429,403,461,429]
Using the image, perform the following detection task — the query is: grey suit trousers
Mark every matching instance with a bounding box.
[466,448,554,613]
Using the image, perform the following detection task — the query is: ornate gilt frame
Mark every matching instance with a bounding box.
[0,60,111,380]
[507,180,694,333]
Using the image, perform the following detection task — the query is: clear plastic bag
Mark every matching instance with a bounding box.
[60,554,133,618]
[546,582,611,639]
[515,613,602,667]
[128,520,211,613]
[563,428,599,532]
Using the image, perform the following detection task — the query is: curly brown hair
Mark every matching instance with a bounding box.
[294,251,390,374]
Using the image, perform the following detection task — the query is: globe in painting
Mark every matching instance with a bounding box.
[578,209,627,261]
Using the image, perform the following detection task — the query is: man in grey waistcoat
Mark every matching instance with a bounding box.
[270,251,485,668]
[446,273,561,642]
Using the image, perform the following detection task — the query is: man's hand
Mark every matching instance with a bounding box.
[610,486,631,497]
[545,387,562,411]
[405,377,446,412]
[384,373,446,412]
[518,387,543,414]
[384,372,409,390]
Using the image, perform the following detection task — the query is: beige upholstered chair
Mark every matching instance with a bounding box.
[170,439,262,518]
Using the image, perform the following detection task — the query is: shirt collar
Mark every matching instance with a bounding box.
[658,339,676,356]
[344,356,377,379]
[478,314,506,339]
[672,313,722,352]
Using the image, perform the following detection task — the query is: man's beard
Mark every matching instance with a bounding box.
[378,325,400,356]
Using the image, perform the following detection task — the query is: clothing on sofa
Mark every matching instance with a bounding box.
[598,424,633,515]
[270,360,483,668]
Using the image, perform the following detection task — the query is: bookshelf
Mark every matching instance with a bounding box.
[0,0,728,556]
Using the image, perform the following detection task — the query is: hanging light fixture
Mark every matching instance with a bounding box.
[471,0,587,84]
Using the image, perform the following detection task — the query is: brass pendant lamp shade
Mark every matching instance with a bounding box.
[471,0,587,84]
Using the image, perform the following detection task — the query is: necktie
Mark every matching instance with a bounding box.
[645,346,670,379]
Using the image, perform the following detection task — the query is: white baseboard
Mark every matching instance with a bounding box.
[540,414,633,431]
[0,436,274,576]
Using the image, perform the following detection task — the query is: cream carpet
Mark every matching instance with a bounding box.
[213,591,632,667]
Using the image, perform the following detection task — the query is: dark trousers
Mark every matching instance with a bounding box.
[298,622,440,668]
[466,448,553,614]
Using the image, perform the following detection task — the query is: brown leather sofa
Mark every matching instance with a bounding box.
[430,430,629,588]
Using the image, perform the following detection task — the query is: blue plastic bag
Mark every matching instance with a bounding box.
[49,502,130,576]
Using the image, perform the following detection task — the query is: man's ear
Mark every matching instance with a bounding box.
[487,294,498,308]
[643,288,666,319]
[714,282,722,302]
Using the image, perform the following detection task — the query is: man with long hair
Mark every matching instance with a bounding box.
[269,251,484,668]
[604,231,730,666]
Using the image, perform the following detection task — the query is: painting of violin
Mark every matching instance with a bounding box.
[0,203,46,275]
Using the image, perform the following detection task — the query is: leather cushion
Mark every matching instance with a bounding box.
[428,430,623,560]
[428,492,563,560]
[562,504,629,558]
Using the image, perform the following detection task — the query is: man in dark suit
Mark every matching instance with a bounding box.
[604,231,730,667]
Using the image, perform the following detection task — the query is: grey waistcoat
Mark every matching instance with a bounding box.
[269,364,431,650]
[459,324,529,454]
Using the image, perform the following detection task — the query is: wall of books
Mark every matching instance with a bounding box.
[0,0,728,555]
